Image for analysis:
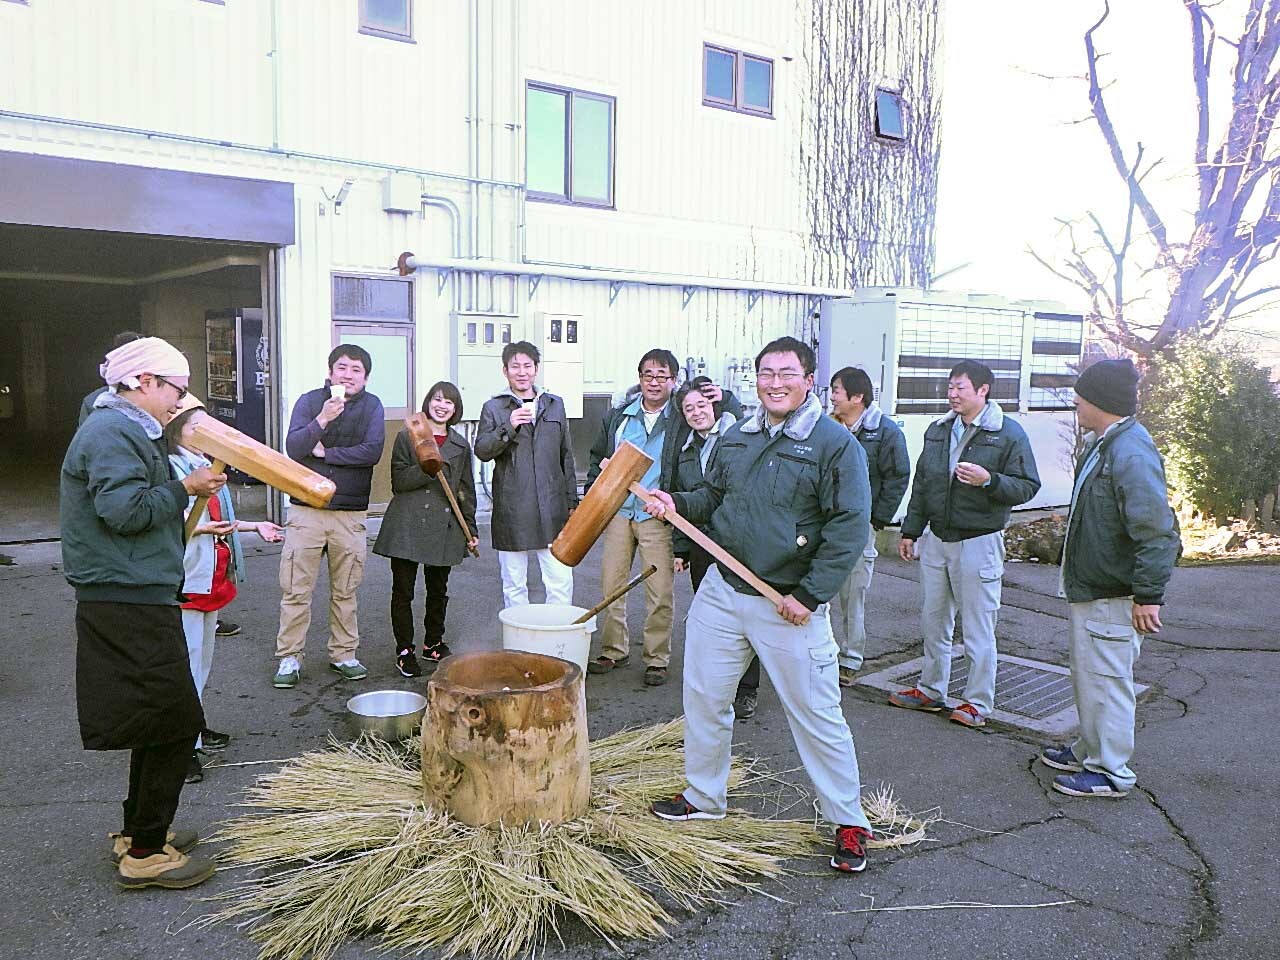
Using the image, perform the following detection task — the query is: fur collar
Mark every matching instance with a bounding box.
[740,392,823,441]
[681,412,737,452]
[853,401,884,432]
[934,399,1004,433]
[93,391,165,440]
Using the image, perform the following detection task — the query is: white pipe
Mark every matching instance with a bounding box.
[0,109,524,191]
[402,253,858,298]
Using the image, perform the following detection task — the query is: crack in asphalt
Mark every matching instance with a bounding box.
[1140,786,1221,960]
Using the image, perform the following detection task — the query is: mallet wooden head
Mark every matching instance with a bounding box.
[185,411,336,508]
[404,413,445,477]
[551,441,653,567]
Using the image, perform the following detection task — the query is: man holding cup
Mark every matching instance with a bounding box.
[890,360,1040,728]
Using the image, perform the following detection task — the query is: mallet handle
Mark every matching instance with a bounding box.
[184,459,227,540]
[573,564,657,624]
[627,483,786,607]
[437,473,480,558]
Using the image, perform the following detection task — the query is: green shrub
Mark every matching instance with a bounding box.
[1140,338,1280,522]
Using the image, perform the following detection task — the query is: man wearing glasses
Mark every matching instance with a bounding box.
[641,336,876,874]
[62,336,226,889]
[585,348,682,685]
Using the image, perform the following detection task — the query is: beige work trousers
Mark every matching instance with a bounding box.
[597,515,674,667]
[274,504,367,663]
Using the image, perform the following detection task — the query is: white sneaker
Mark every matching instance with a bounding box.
[273,656,301,688]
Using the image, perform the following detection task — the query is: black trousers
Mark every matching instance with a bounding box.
[390,557,452,652]
[123,736,198,849]
[689,546,760,693]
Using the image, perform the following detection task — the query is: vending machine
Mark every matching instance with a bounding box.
[205,308,267,484]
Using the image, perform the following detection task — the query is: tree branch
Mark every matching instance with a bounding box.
[1085,1,1172,253]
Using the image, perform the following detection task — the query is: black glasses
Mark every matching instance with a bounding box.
[154,376,188,401]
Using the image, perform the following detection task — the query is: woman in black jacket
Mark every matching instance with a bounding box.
[372,382,478,676]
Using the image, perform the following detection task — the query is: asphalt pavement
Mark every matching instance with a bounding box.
[0,523,1274,960]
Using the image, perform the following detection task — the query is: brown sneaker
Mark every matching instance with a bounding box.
[643,666,668,686]
[109,829,199,864]
[587,655,629,675]
[117,844,216,890]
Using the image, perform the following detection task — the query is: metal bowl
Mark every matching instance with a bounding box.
[345,689,427,741]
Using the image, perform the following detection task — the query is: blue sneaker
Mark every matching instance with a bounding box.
[1052,770,1129,799]
[1039,745,1083,772]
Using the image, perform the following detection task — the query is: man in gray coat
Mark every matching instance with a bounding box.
[1039,359,1178,799]
[475,341,579,607]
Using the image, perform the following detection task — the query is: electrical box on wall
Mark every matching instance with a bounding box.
[817,296,900,410]
[533,312,585,418]
[381,173,421,213]
[451,312,521,418]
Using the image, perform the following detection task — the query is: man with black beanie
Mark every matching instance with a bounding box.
[1038,358,1180,799]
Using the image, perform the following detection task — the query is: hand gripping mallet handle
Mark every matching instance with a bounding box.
[184,459,227,541]
[405,414,479,558]
[627,482,786,607]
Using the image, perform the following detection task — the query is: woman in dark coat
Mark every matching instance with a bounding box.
[373,382,478,676]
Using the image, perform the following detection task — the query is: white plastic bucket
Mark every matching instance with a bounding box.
[498,603,596,672]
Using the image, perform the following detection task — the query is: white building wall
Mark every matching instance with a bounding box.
[0,0,869,427]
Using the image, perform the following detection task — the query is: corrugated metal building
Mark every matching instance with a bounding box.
[0,0,938,534]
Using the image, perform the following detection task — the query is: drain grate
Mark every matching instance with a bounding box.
[856,647,1148,737]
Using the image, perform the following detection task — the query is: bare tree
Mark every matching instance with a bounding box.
[1032,0,1280,355]
[801,0,942,288]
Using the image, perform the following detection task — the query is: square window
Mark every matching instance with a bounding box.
[359,0,412,42]
[875,88,906,140]
[526,83,614,208]
[702,44,773,118]
[704,46,736,105]
[742,56,773,113]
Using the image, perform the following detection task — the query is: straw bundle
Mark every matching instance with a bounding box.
[202,719,929,960]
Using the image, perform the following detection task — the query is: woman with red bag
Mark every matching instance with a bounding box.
[165,399,282,783]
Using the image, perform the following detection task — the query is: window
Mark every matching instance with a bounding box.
[359,0,412,42]
[526,83,615,208]
[702,44,773,117]
[332,274,414,420]
[875,88,906,141]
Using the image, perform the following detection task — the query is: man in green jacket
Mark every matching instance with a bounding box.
[643,336,876,874]
[62,337,226,889]
[828,366,911,684]
[1039,359,1178,799]
[890,360,1041,728]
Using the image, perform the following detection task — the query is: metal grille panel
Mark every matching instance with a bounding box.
[857,648,1148,737]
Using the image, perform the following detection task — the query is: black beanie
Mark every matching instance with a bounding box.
[1074,359,1139,417]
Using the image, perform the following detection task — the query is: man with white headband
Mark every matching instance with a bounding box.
[61,336,227,890]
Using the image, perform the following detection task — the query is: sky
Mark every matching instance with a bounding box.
[933,0,1280,354]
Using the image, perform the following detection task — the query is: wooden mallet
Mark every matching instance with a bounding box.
[550,441,785,606]
[405,413,480,558]
[181,409,337,539]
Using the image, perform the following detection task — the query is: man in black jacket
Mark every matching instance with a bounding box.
[1039,359,1178,799]
[474,341,578,608]
[273,344,385,689]
[890,360,1041,728]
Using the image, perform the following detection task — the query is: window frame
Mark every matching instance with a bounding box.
[358,0,414,44]
[701,43,774,118]
[874,87,907,142]
[525,81,616,210]
[330,272,416,421]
